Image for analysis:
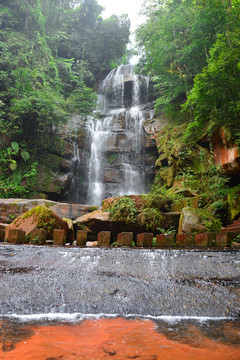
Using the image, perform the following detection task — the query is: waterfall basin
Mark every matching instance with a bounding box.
[0,244,240,358]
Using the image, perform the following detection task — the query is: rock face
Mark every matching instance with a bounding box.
[0,199,98,224]
[5,206,69,240]
[86,65,158,206]
[178,207,221,234]
[212,129,240,177]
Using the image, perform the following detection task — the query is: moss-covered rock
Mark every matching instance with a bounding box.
[32,154,72,197]
[227,185,240,221]
[5,205,68,241]
[178,207,222,234]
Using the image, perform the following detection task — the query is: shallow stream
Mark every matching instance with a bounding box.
[0,244,239,359]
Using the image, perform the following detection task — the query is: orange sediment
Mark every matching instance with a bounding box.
[0,318,240,360]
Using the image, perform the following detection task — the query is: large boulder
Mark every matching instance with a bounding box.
[102,194,172,212]
[5,206,68,241]
[212,129,240,177]
[74,210,110,234]
[0,199,98,224]
[178,207,222,234]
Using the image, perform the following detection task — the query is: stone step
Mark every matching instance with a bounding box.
[225,224,240,229]
[232,219,240,225]
[221,227,240,233]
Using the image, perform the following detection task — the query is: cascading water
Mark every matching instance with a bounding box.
[87,64,153,205]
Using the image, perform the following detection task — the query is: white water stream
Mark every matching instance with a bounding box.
[87,65,152,205]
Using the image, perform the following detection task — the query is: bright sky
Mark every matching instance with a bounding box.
[98,0,144,31]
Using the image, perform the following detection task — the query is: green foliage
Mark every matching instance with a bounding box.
[157,226,176,235]
[136,0,227,115]
[138,208,163,232]
[109,197,138,224]
[22,205,56,233]
[0,0,130,198]
[106,153,119,164]
[183,29,240,140]
[30,235,41,245]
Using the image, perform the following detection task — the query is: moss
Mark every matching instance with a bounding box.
[180,207,222,233]
[227,185,240,220]
[22,206,56,233]
[106,153,119,164]
[89,206,99,212]
[109,197,138,224]
[138,208,163,232]
[159,167,175,188]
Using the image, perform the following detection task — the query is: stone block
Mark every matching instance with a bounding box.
[76,230,88,246]
[53,229,66,246]
[156,234,176,247]
[136,233,153,247]
[117,232,133,247]
[176,233,195,247]
[5,229,26,244]
[195,232,216,248]
[29,229,47,245]
[156,234,165,247]
[98,231,111,247]
[0,229,5,242]
[215,232,236,247]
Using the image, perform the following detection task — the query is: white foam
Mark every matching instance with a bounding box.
[0,313,234,323]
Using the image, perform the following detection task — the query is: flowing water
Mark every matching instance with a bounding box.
[0,244,240,359]
[87,65,153,205]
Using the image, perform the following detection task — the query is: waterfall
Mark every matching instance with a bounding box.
[87,65,151,205]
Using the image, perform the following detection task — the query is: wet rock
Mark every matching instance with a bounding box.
[212,129,240,177]
[104,169,122,183]
[28,229,47,245]
[195,232,216,247]
[5,205,68,240]
[64,218,74,244]
[76,230,88,246]
[178,207,222,234]
[176,233,195,247]
[117,232,133,247]
[156,233,176,247]
[103,347,117,356]
[143,115,170,135]
[74,210,110,234]
[5,229,26,244]
[53,229,67,245]
[0,199,97,224]
[98,231,111,247]
[136,233,153,247]
[215,232,236,247]
[112,112,126,131]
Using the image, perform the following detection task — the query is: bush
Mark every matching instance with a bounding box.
[109,197,138,224]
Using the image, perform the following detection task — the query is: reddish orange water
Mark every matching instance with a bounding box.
[1,318,240,360]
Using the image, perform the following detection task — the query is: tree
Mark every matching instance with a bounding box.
[136,0,227,115]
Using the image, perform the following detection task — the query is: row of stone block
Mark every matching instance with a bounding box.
[1,228,239,248]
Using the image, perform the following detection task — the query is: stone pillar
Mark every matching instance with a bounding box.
[215,232,235,247]
[5,229,26,244]
[136,233,153,247]
[0,229,5,242]
[176,233,195,247]
[76,230,88,246]
[53,229,66,246]
[29,229,47,245]
[117,232,133,247]
[156,233,175,247]
[195,232,216,248]
[98,231,111,247]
